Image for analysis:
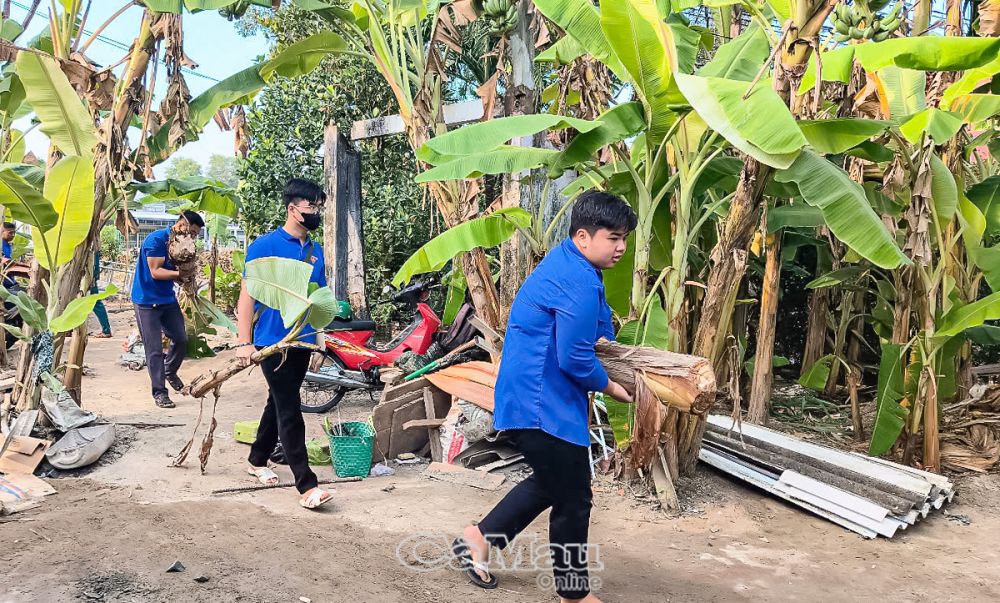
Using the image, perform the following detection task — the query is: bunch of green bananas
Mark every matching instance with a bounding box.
[831,1,902,42]
[481,0,518,37]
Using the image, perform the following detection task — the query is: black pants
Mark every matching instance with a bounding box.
[248,348,318,494]
[134,303,187,398]
[477,429,593,600]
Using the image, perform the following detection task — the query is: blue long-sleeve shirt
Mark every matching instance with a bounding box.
[493,238,616,447]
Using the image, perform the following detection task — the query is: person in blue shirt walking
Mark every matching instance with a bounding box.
[454,191,636,602]
[131,210,205,408]
[234,178,333,510]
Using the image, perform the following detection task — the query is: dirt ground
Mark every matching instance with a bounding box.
[2,308,1000,602]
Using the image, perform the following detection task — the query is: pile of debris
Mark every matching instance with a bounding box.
[1,386,116,516]
[941,383,1000,473]
[700,415,955,539]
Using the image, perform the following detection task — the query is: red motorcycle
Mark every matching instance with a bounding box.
[300,280,444,413]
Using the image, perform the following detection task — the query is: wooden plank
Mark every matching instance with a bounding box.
[423,388,444,463]
[350,99,485,140]
[425,461,506,491]
[382,377,431,404]
[403,418,446,430]
[373,389,425,458]
[388,398,429,458]
[323,124,368,317]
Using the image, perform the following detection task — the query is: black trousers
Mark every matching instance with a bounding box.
[477,428,593,600]
[134,303,187,398]
[248,348,318,494]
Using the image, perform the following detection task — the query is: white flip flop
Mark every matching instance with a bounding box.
[247,465,279,485]
[300,488,333,510]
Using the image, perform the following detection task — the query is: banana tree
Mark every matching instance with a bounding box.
[284,0,505,331]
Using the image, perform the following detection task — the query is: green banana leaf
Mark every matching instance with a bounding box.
[763,0,791,20]
[942,56,1000,107]
[878,66,926,121]
[133,177,241,217]
[391,208,532,287]
[0,73,26,117]
[414,147,559,182]
[532,0,628,80]
[259,32,347,81]
[744,355,790,377]
[601,0,689,142]
[640,293,669,351]
[855,36,1000,72]
[245,256,315,329]
[140,0,273,12]
[846,140,895,163]
[550,102,646,173]
[417,114,601,164]
[693,155,741,196]
[868,342,908,457]
[967,176,1000,236]
[966,325,1000,345]
[304,285,339,330]
[899,108,963,145]
[291,0,360,27]
[536,35,588,64]
[33,156,95,270]
[674,73,806,170]
[442,268,467,325]
[15,51,97,158]
[929,153,958,230]
[936,291,1000,339]
[799,46,856,94]
[0,167,58,231]
[797,119,889,155]
[774,151,908,269]
[805,266,866,289]
[799,354,835,390]
[947,94,1000,124]
[766,205,824,233]
[0,288,46,332]
[697,24,769,82]
[560,162,634,198]
[603,231,635,316]
[49,285,119,334]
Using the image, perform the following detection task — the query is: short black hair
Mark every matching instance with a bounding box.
[283,178,326,207]
[179,210,205,228]
[2,222,14,230]
[569,190,637,236]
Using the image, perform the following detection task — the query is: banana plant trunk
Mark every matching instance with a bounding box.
[801,287,829,372]
[747,232,782,424]
[498,0,539,328]
[209,232,218,304]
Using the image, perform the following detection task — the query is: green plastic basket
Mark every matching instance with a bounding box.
[325,420,374,478]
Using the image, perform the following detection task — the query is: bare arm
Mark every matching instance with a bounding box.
[235,281,256,366]
[146,256,180,281]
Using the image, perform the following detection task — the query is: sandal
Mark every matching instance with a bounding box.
[247,465,279,486]
[452,538,498,589]
[300,488,333,510]
[91,332,113,339]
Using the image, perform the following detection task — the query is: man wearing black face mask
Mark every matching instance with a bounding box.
[234,178,334,509]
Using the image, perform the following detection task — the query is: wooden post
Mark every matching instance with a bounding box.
[322,123,368,318]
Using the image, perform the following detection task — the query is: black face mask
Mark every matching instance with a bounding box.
[299,211,322,231]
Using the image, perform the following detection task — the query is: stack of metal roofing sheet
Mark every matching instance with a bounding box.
[699,415,955,539]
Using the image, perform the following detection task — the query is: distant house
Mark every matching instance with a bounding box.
[128,203,246,249]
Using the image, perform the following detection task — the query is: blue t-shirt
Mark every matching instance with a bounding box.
[245,227,327,347]
[131,227,178,306]
[2,239,14,288]
[493,238,616,447]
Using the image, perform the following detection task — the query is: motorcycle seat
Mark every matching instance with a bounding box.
[325,317,377,332]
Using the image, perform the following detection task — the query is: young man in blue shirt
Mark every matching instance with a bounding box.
[131,210,204,409]
[1,222,17,290]
[455,191,636,602]
[235,178,333,510]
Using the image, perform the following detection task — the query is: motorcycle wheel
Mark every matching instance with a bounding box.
[300,353,349,413]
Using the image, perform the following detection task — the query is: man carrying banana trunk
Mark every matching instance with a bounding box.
[455,191,636,603]
[235,178,333,510]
